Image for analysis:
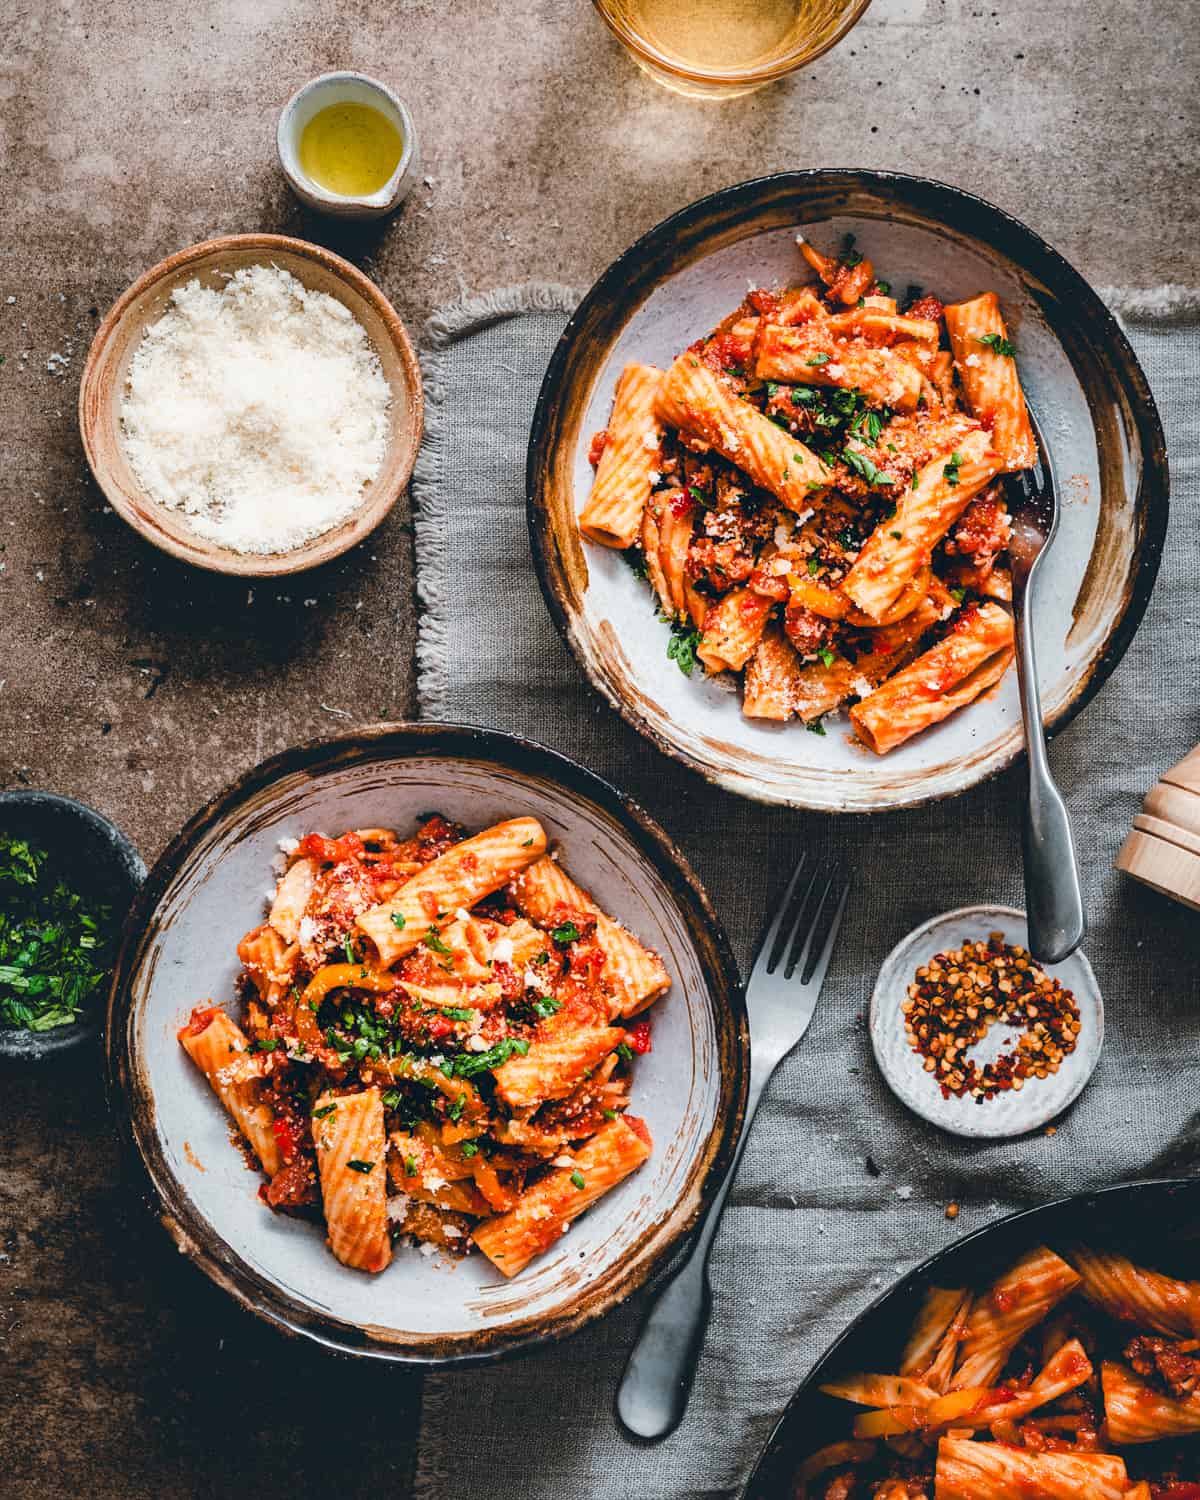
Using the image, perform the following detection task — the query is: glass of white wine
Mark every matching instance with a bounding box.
[593,0,872,98]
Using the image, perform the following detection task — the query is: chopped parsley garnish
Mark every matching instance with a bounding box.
[616,1042,634,1062]
[805,353,831,367]
[381,1090,402,1110]
[453,1037,530,1077]
[603,1108,618,1120]
[765,381,780,398]
[570,1170,586,1190]
[842,446,895,488]
[807,717,827,736]
[911,471,920,490]
[347,1159,374,1174]
[390,912,407,931]
[405,1155,417,1176]
[622,545,649,581]
[521,837,534,847]
[423,927,453,957]
[247,1037,278,1053]
[791,386,818,406]
[551,921,580,946]
[890,530,903,540]
[342,934,356,965]
[448,1093,466,1122]
[688,484,708,506]
[0,835,115,1033]
[532,996,563,1019]
[665,617,703,678]
[874,279,892,296]
[949,587,966,604]
[313,1103,339,1119]
[943,451,964,488]
[976,332,1016,357]
[818,647,837,668]
[460,1141,480,1158]
[851,409,884,445]
[533,951,550,966]
[443,1006,475,1021]
[839,233,862,268]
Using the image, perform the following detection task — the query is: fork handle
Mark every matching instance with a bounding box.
[616,1071,767,1440]
[1015,596,1085,963]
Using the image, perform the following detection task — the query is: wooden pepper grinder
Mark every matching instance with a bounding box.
[1116,745,1200,911]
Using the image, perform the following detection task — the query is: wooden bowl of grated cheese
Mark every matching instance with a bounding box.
[79,233,423,576]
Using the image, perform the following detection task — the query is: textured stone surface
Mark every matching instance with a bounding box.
[0,0,1196,1496]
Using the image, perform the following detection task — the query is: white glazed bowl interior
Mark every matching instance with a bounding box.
[113,733,742,1361]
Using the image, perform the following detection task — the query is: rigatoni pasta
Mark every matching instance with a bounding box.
[794,1240,1200,1499]
[178,814,665,1278]
[580,233,1036,754]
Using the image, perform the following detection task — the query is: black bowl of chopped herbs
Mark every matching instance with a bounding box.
[0,791,144,1060]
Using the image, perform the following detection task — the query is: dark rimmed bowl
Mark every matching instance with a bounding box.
[743,1177,1200,1498]
[106,722,747,1365]
[0,790,145,1060]
[527,169,1169,812]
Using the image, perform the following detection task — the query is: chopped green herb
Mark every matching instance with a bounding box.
[943,451,964,488]
[423,927,453,957]
[890,530,903,540]
[688,484,708,507]
[765,381,780,398]
[665,616,703,678]
[805,353,831,368]
[551,921,580,946]
[807,717,827,736]
[818,647,837,668]
[448,1094,466,1122]
[976,332,1016,358]
[521,838,534,847]
[842,446,895,489]
[0,835,115,1033]
[622,545,649,581]
[443,1006,475,1022]
[452,1037,531,1078]
[533,951,550,966]
[347,1159,374,1174]
[839,233,862,268]
[603,1108,618,1120]
[911,471,920,490]
[616,1042,634,1062]
[949,587,966,604]
[247,1037,278,1053]
[570,1170,586,1190]
[532,996,563,1019]
[875,279,892,296]
[381,1090,402,1110]
[460,1140,480,1158]
[791,386,819,406]
[343,934,356,965]
[807,558,821,576]
[405,1155,417,1176]
[313,1103,339,1119]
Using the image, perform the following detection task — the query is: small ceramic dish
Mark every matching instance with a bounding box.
[277,72,421,220]
[79,233,423,577]
[527,169,1169,812]
[106,723,747,1364]
[0,791,145,1061]
[869,904,1103,1139]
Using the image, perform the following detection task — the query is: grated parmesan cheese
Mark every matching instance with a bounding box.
[119,264,391,554]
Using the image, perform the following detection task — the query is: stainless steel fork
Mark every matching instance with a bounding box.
[616,856,851,1440]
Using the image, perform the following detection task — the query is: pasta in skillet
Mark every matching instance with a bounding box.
[179,815,665,1277]
[579,233,1034,754]
[796,1243,1200,1498]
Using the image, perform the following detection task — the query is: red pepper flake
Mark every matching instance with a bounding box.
[901,932,1081,1104]
[588,429,609,467]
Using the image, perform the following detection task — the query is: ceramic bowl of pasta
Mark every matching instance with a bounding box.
[527,170,1169,811]
[743,1177,1200,1498]
[106,723,745,1364]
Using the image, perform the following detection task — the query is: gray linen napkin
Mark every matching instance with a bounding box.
[411,285,1200,1500]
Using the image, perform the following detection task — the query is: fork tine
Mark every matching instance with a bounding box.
[752,853,807,978]
[783,868,835,979]
[797,875,851,989]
